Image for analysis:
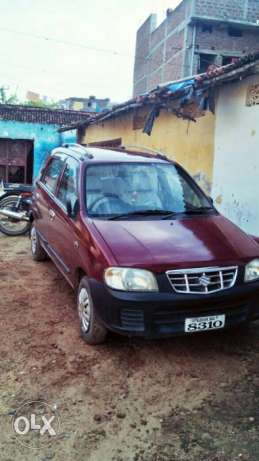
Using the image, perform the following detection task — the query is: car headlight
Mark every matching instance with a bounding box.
[104,267,158,292]
[245,259,259,282]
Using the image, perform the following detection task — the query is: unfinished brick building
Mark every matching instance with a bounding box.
[133,0,259,96]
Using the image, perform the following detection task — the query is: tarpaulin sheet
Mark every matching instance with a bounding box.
[166,79,196,93]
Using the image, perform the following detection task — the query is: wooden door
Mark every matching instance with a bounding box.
[0,139,33,184]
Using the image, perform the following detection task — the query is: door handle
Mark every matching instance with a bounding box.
[48,209,55,221]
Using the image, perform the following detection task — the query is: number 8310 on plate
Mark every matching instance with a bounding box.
[185,314,226,333]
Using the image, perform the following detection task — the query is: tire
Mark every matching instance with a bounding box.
[30,224,48,261]
[77,276,107,345]
[0,194,31,236]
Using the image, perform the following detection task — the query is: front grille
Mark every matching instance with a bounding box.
[166,266,238,295]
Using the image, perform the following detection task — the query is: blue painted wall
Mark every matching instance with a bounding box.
[0,120,76,180]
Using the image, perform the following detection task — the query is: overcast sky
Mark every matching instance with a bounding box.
[0,0,181,103]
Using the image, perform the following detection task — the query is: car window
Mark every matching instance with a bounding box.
[41,157,64,194]
[57,157,79,211]
[85,162,212,218]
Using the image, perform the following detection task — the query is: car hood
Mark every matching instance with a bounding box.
[92,215,259,272]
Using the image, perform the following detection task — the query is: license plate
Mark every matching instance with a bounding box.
[184,314,225,333]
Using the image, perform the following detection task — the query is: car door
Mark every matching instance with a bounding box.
[34,155,66,245]
[46,156,80,286]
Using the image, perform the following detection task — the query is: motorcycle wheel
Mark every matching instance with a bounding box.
[0,194,31,236]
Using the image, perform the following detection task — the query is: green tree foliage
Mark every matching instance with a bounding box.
[24,99,59,109]
[0,86,18,104]
[0,86,59,108]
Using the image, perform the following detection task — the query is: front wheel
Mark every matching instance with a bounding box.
[0,194,31,236]
[77,276,107,345]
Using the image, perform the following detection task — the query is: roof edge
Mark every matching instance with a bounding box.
[60,51,259,132]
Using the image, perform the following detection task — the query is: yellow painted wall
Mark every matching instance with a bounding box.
[82,109,215,192]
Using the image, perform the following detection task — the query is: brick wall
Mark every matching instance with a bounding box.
[148,69,163,90]
[133,0,259,96]
[164,53,184,82]
[134,78,148,97]
[150,22,166,50]
[133,15,156,84]
[166,1,188,31]
[247,0,259,22]
[144,30,185,92]
[149,44,164,75]
[194,0,259,23]
[165,30,185,61]
[133,0,190,95]
[196,24,259,54]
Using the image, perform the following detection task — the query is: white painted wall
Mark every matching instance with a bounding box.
[212,74,259,235]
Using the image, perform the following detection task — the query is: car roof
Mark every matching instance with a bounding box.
[51,144,173,165]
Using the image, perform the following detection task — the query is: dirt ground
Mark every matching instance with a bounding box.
[0,234,258,461]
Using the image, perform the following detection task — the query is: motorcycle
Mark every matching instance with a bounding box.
[0,182,33,236]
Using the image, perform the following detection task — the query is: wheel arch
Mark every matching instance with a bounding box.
[74,267,88,288]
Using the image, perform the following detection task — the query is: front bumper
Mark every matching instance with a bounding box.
[89,275,259,338]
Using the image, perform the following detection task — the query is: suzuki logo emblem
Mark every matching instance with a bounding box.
[199,275,211,287]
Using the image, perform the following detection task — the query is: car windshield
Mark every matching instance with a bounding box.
[85,162,213,219]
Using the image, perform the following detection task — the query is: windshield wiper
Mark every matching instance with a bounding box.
[183,207,214,214]
[104,207,214,221]
[108,209,177,220]
[161,206,215,219]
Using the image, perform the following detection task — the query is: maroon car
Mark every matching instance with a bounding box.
[31,144,259,344]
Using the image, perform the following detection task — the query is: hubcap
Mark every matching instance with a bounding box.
[31,226,37,254]
[78,288,91,332]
